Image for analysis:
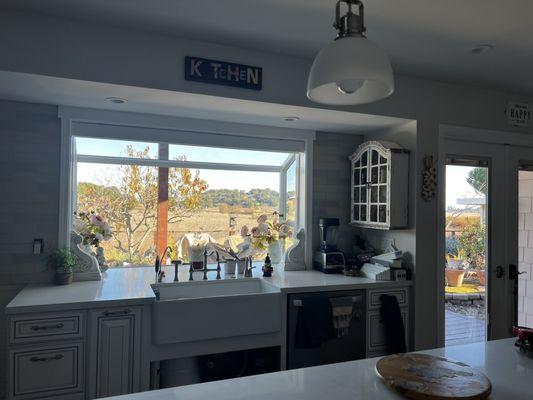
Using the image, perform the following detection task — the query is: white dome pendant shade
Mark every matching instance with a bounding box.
[307,0,394,106]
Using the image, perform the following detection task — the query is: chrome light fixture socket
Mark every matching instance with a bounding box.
[307,0,394,106]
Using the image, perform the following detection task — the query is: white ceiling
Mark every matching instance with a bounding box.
[0,71,412,133]
[1,0,532,95]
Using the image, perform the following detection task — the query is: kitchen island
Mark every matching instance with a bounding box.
[102,339,532,400]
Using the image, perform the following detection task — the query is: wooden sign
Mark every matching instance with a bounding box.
[376,353,491,400]
[184,56,262,90]
[507,102,533,128]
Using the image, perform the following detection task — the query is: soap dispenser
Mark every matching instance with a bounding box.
[262,253,273,277]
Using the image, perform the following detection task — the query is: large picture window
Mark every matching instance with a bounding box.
[72,136,302,267]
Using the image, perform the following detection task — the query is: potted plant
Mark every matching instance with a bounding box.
[445,250,466,287]
[47,248,77,285]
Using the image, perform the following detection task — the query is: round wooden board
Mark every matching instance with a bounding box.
[375,353,491,400]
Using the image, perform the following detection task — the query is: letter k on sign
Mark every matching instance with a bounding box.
[190,60,203,77]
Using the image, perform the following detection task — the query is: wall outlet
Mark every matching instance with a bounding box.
[33,239,44,255]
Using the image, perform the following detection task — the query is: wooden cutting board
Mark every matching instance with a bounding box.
[375,353,491,400]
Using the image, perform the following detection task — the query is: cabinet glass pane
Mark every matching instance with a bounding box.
[361,151,368,166]
[379,205,387,223]
[371,150,379,164]
[370,205,378,222]
[371,167,378,184]
[361,168,367,184]
[371,186,378,203]
[354,158,360,167]
[379,185,387,202]
[353,205,360,221]
[379,165,387,183]
[354,169,360,185]
[380,155,387,164]
[360,205,367,221]
[360,186,367,203]
[354,187,360,202]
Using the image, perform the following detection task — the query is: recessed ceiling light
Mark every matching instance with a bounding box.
[106,97,127,104]
[471,44,494,54]
[284,116,300,122]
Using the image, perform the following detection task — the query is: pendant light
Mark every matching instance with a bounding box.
[307,0,394,105]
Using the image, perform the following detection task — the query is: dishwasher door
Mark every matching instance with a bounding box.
[287,290,366,369]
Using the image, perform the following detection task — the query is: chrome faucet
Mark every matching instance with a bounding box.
[202,246,221,280]
[155,246,173,283]
[244,256,255,278]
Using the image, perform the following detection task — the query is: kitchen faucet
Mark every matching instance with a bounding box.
[155,246,173,283]
[202,246,221,280]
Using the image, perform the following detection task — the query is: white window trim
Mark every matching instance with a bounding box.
[59,106,315,268]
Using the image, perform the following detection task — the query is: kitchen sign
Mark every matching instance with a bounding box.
[184,56,262,91]
[507,101,533,128]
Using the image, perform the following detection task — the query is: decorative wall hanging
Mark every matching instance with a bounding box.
[421,155,437,202]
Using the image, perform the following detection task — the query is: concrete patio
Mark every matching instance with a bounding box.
[445,309,486,347]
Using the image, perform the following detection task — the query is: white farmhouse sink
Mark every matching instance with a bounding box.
[151,278,281,345]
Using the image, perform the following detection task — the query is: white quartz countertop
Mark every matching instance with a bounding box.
[6,265,411,314]
[103,339,532,400]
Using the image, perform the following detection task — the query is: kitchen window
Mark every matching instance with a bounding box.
[70,136,304,267]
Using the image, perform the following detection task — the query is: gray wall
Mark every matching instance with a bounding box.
[0,100,60,282]
[0,100,60,397]
[312,132,364,258]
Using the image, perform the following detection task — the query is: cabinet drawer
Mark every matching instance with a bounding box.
[8,342,84,399]
[367,288,409,310]
[366,309,409,353]
[9,312,85,344]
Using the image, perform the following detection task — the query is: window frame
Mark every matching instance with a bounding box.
[59,106,315,268]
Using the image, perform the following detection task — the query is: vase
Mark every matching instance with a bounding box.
[268,241,282,264]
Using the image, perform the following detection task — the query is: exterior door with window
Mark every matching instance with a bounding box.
[444,139,512,342]
[505,145,533,329]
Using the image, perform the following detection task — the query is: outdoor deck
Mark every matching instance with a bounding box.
[445,309,486,346]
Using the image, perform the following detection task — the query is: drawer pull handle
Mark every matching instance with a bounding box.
[30,354,64,362]
[102,309,131,316]
[30,323,65,331]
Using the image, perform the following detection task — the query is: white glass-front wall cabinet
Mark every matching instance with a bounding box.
[349,141,409,230]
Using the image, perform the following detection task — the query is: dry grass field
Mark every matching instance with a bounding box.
[101,206,278,266]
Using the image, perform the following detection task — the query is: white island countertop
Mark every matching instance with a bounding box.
[103,339,532,400]
[6,265,411,314]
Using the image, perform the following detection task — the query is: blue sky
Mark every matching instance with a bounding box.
[75,137,294,191]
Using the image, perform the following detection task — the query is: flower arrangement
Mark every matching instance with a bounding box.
[73,211,112,247]
[240,212,292,251]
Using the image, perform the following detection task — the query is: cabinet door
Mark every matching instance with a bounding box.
[87,307,141,399]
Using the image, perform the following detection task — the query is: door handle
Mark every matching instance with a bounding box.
[509,264,527,280]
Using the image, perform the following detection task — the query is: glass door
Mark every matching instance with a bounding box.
[443,139,510,344]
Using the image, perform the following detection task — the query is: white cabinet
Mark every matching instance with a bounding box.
[349,141,409,229]
[6,306,143,400]
[87,307,142,399]
[365,287,410,358]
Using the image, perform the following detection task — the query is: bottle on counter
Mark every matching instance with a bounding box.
[262,253,273,277]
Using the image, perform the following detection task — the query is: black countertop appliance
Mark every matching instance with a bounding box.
[314,217,346,273]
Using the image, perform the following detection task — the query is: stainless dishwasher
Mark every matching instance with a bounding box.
[287,290,365,369]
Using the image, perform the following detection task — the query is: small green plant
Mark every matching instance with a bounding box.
[47,248,78,273]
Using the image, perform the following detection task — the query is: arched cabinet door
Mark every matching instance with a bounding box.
[349,141,409,230]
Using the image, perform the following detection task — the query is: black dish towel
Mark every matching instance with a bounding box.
[295,297,335,349]
[380,294,407,354]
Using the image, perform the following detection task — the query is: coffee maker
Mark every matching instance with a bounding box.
[314,218,346,273]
